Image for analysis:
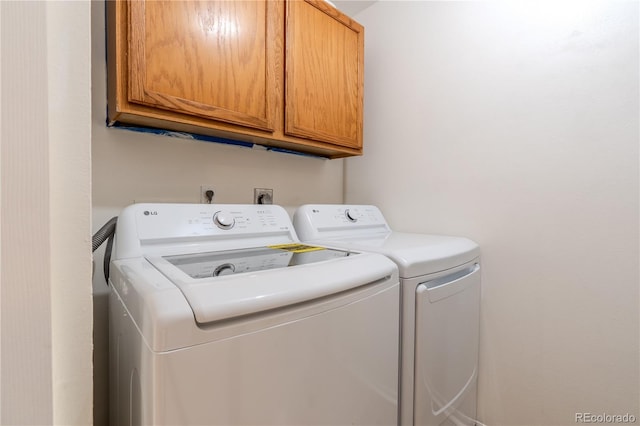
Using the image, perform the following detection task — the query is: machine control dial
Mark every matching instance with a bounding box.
[213,211,235,230]
[345,209,358,222]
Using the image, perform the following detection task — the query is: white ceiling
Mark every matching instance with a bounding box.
[331,0,377,17]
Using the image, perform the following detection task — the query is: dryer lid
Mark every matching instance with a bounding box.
[293,204,479,278]
[305,232,479,278]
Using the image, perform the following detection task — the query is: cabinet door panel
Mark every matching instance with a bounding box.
[285,0,364,149]
[129,0,277,131]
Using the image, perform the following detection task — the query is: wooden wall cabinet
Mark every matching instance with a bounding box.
[107,0,364,158]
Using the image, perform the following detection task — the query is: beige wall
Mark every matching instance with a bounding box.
[1,3,52,423]
[90,1,345,423]
[47,2,93,424]
[1,1,93,425]
[346,2,639,425]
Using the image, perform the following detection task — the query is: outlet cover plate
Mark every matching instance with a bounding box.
[200,185,215,203]
[253,188,273,204]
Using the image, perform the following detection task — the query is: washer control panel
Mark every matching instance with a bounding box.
[125,204,295,243]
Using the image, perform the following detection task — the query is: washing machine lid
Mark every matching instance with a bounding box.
[146,244,397,324]
[159,244,350,279]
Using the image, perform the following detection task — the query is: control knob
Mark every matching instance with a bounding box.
[213,211,235,229]
[345,209,358,222]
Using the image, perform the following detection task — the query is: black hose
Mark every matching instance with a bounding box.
[92,217,118,283]
[103,229,116,283]
[92,217,117,252]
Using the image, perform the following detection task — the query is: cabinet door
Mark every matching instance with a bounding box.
[285,0,364,149]
[128,0,278,132]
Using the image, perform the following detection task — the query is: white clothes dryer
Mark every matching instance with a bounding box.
[294,205,481,426]
[109,203,400,426]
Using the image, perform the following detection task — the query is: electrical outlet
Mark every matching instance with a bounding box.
[200,186,216,204]
[254,188,273,204]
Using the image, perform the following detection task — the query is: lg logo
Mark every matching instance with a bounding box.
[143,211,158,216]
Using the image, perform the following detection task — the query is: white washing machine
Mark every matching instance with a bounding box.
[293,205,481,426]
[109,203,400,426]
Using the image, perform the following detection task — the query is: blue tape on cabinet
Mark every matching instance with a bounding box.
[109,122,255,149]
[108,122,326,159]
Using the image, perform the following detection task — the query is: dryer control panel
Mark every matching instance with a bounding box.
[293,204,391,241]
